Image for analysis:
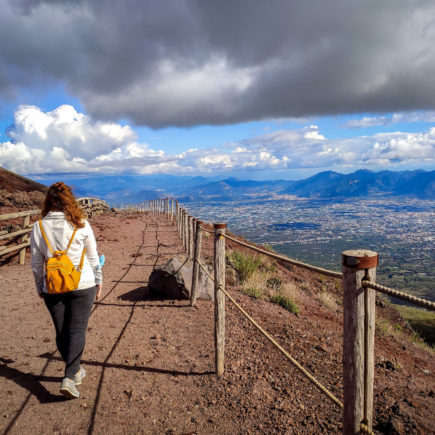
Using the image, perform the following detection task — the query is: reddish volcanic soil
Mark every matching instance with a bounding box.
[0,211,434,434]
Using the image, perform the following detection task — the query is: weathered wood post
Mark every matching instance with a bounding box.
[181,209,185,245]
[176,201,180,234]
[191,218,196,260]
[181,209,186,249]
[183,212,188,252]
[342,250,378,435]
[190,219,203,307]
[19,214,30,265]
[214,223,226,375]
[187,215,193,258]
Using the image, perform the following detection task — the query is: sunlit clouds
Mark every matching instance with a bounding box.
[1,105,433,176]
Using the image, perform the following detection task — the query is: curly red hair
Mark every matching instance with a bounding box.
[42,182,85,228]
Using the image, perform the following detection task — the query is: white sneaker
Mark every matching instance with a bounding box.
[74,366,86,385]
[60,378,80,399]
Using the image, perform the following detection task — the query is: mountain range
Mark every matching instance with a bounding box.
[7,168,435,204]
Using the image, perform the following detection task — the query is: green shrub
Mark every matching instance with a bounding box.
[396,305,435,347]
[243,287,263,299]
[271,294,299,315]
[230,251,261,282]
[266,276,283,290]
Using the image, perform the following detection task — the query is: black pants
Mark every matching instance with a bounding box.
[44,287,96,379]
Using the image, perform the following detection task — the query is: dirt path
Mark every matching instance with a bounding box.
[1,211,434,434]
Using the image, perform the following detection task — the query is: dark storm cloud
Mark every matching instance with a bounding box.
[1,0,434,127]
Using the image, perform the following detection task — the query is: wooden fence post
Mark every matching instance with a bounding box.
[183,212,188,252]
[191,219,202,307]
[342,249,378,434]
[187,215,193,258]
[19,214,30,265]
[214,223,226,375]
[176,201,180,234]
[180,209,185,249]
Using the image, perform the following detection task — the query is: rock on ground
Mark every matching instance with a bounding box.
[148,254,214,300]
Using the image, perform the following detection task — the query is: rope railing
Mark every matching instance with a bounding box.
[218,283,344,408]
[360,422,375,435]
[222,232,343,279]
[143,198,433,434]
[196,237,343,407]
[362,280,435,311]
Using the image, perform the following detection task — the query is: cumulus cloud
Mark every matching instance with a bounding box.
[342,111,435,129]
[1,0,434,127]
[0,104,171,174]
[1,105,434,175]
[7,105,136,158]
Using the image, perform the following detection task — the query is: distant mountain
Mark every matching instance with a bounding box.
[31,174,212,204]
[23,169,435,204]
[280,169,435,199]
[177,178,294,202]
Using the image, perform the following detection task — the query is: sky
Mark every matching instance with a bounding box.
[0,0,434,181]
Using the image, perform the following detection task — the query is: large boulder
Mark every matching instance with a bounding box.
[148,255,214,300]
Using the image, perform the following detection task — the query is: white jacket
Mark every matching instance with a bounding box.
[30,211,102,295]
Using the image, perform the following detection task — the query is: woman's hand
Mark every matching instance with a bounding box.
[96,284,102,300]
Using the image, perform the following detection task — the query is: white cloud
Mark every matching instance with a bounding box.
[342,111,435,129]
[8,105,136,158]
[362,129,435,164]
[0,104,169,174]
[1,105,434,176]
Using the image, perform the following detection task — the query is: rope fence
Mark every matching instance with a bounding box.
[222,232,343,279]
[103,198,434,434]
[196,238,343,408]
[219,282,344,408]
[362,280,435,311]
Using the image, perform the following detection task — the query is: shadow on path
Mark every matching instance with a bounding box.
[37,355,213,377]
[0,363,64,404]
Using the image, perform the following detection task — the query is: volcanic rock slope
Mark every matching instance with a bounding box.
[0,167,47,212]
[0,208,434,434]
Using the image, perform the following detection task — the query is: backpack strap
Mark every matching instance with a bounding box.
[65,227,86,271]
[65,227,78,254]
[78,248,86,271]
[39,220,53,255]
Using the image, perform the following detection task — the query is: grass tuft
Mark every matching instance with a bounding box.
[271,294,299,315]
[229,251,261,282]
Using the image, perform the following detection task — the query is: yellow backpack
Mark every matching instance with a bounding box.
[39,220,86,294]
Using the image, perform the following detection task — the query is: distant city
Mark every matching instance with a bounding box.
[185,197,435,303]
[31,169,435,302]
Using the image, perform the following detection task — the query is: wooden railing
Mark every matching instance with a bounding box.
[136,198,434,435]
[0,210,40,264]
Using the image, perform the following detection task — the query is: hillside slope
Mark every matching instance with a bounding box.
[0,167,47,211]
[0,167,48,194]
[0,211,433,434]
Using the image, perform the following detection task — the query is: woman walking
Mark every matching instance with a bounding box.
[30,182,102,399]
